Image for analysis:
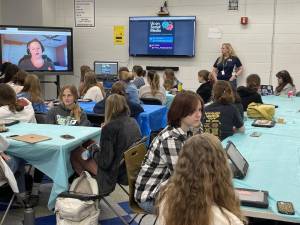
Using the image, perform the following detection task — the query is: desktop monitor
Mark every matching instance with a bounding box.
[94,61,118,77]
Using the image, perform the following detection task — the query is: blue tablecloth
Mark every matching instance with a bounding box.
[79,102,168,139]
[223,96,300,222]
[2,123,101,210]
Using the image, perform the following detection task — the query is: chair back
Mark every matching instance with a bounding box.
[35,113,48,124]
[124,141,147,212]
[140,97,162,105]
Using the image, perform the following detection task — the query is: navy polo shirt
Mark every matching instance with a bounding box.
[213,56,242,81]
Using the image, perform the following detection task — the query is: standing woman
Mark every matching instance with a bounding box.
[18,74,47,113]
[79,71,105,102]
[46,85,90,126]
[275,70,296,96]
[139,70,166,104]
[212,43,243,88]
[157,133,246,225]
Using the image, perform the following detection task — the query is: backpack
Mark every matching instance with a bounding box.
[55,171,100,225]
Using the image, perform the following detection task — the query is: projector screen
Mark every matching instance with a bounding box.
[0,25,73,74]
[129,16,196,57]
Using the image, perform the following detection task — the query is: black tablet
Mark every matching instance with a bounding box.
[0,119,20,126]
[225,141,249,179]
[235,188,269,208]
[252,120,275,128]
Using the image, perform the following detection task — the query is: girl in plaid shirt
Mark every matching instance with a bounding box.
[134,91,204,213]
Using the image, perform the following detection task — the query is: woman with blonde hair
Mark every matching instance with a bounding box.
[46,85,90,126]
[71,94,142,196]
[18,74,47,113]
[157,133,246,225]
[80,71,105,102]
[139,70,166,104]
[212,43,243,88]
[203,80,244,140]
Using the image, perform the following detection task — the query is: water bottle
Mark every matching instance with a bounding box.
[178,82,183,92]
[23,206,35,225]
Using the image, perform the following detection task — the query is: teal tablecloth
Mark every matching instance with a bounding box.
[223,96,300,222]
[2,123,101,210]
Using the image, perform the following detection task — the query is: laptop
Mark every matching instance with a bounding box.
[94,61,118,80]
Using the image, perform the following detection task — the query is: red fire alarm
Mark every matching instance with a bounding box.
[241,17,248,25]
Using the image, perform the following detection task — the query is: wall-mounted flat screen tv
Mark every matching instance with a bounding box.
[0,25,73,74]
[129,16,196,57]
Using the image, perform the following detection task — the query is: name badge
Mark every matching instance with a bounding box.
[221,70,225,75]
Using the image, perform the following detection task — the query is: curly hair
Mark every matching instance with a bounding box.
[157,133,246,225]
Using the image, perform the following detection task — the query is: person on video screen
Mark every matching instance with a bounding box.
[18,39,55,71]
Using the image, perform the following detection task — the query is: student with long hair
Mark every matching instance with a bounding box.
[157,133,246,225]
[196,69,213,103]
[212,43,243,88]
[2,63,19,84]
[18,74,47,113]
[78,65,92,94]
[0,83,36,122]
[139,70,166,104]
[163,68,181,91]
[203,80,244,140]
[275,70,296,96]
[9,69,28,94]
[135,91,204,213]
[79,71,105,102]
[93,81,143,117]
[46,85,90,126]
[71,94,142,195]
[132,65,146,89]
[237,74,263,111]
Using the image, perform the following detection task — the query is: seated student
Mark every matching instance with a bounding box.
[157,133,246,225]
[237,74,263,111]
[93,81,143,117]
[0,83,36,123]
[196,70,213,103]
[17,74,47,113]
[2,64,19,84]
[0,136,28,204]
[79,71,105,102]
[275,70,296,96]
[71,94,142,195]
[132,65,146,89]
[139,70,166,104]
[46,85,90,126]
[0,62,12,83]
[119,70,140,104]
[163,69,181,92]
[135,91,204,213]
[203,80,244,141]
[9,70,28,94]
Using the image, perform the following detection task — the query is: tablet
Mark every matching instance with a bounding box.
[0,119,20,126]
[225,141,249,179]
[235,188,269,208]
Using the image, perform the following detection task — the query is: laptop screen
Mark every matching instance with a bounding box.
[94,61,118,76]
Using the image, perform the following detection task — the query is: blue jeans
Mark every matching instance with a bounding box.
[6,155,26,193]
[138,199,155,214]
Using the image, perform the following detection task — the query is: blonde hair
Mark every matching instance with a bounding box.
[119,71,134,82]
[157,133,246,225]
[218,43,237,64]
[59,85,82,123]
[80,71,105,97]
[22,74,43,103]
[147,70,160,96]
[104,94,129,124]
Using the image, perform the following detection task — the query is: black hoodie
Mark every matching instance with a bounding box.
[237,86,263,111]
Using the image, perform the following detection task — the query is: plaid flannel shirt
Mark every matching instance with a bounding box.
[134,126,188,203]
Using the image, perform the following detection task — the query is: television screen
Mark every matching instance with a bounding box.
[94,61,118,76]
[0,25,73,74]
[129,16,196,57]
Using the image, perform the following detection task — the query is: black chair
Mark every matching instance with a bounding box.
[35,113,48,124]
[140,98,162,105]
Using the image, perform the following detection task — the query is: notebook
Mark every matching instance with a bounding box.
[11,134,51,144]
